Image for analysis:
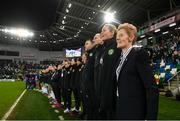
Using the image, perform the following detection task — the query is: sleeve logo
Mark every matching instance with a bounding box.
[108,49,114,55]
[89,53,93,57]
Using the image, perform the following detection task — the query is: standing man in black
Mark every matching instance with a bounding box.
[98,24,120,119]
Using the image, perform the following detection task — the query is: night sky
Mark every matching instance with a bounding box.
[0,0,59,30]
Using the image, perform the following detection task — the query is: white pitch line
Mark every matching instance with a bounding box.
[1,89,27,121]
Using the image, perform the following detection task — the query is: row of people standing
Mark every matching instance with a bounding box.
[39,23,159,120]
[39,57,87,116]
[81,23,159,120]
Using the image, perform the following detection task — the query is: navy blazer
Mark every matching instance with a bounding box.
[115,47,159,120]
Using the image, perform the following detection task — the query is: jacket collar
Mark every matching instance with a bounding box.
[115,47,136,79]
[103,37,116,48]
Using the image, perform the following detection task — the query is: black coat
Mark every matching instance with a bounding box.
[74,64,82,89]
[43,72,52,84]
[98,38,121,111]
[82,48,96,94]
[50,70,62,87]
[94,44,105,101]
[60,68,65,89]
[70,65,77,89]
[115,47,159,120]
[58,69,63,88]
[62,67,71,89]
[51,70,61,82]
[79,64,85,91]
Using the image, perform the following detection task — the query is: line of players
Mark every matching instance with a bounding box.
[37,23,158,120]
[38,24,118,120]
[39,55,87,117]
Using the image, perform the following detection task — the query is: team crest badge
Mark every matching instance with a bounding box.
[108,49,114,55]
[89,53,93,57]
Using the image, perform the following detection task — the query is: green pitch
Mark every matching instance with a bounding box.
[0,81,78,120]
[1,81,180,120]
[0,81,25,119]
[158,96,180,120]
[7,90,60,120]
[7,90,80,120]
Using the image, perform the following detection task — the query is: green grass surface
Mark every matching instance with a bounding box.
[1,81,180,120]
[158,96,180,120]
[9,90,180,120]
[8,90,60,120]
[0,81,25,119]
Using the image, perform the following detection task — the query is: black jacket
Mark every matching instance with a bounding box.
[60,68,65,89]
[62,67,71,89]
[115,47,159,120]
[70,65,77,89]
[43,72,52,84]
[98,38,121,111]
[94,44,105,101]
[51,70,61,82]
[79,64,85,91]
[82,47,96,94]
[74,64,82,89]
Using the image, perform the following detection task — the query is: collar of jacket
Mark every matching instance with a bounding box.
[103,37,115,48]
[71,64,77,68]
[95,44,103,50]
[76,64,81,68]
[87,46,96,55]
[95,44,101,48]
[65,66,70,70]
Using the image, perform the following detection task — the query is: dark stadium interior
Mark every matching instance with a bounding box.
[0,0,180,120]
[0,0,179,50]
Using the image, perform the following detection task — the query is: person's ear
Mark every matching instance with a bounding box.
[129,33,135,43]
[111,31,114,38]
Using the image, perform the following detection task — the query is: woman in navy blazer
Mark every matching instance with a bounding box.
[115,23,159,120]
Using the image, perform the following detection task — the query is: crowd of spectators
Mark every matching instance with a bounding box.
[0,36,179,80]
[149,36,180,65]
[0,61,50,79]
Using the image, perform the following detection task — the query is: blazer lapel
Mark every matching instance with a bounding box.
[112,55,122,81]
[118,48,135,77]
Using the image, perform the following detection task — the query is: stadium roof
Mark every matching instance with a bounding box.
[0,0,179,50]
